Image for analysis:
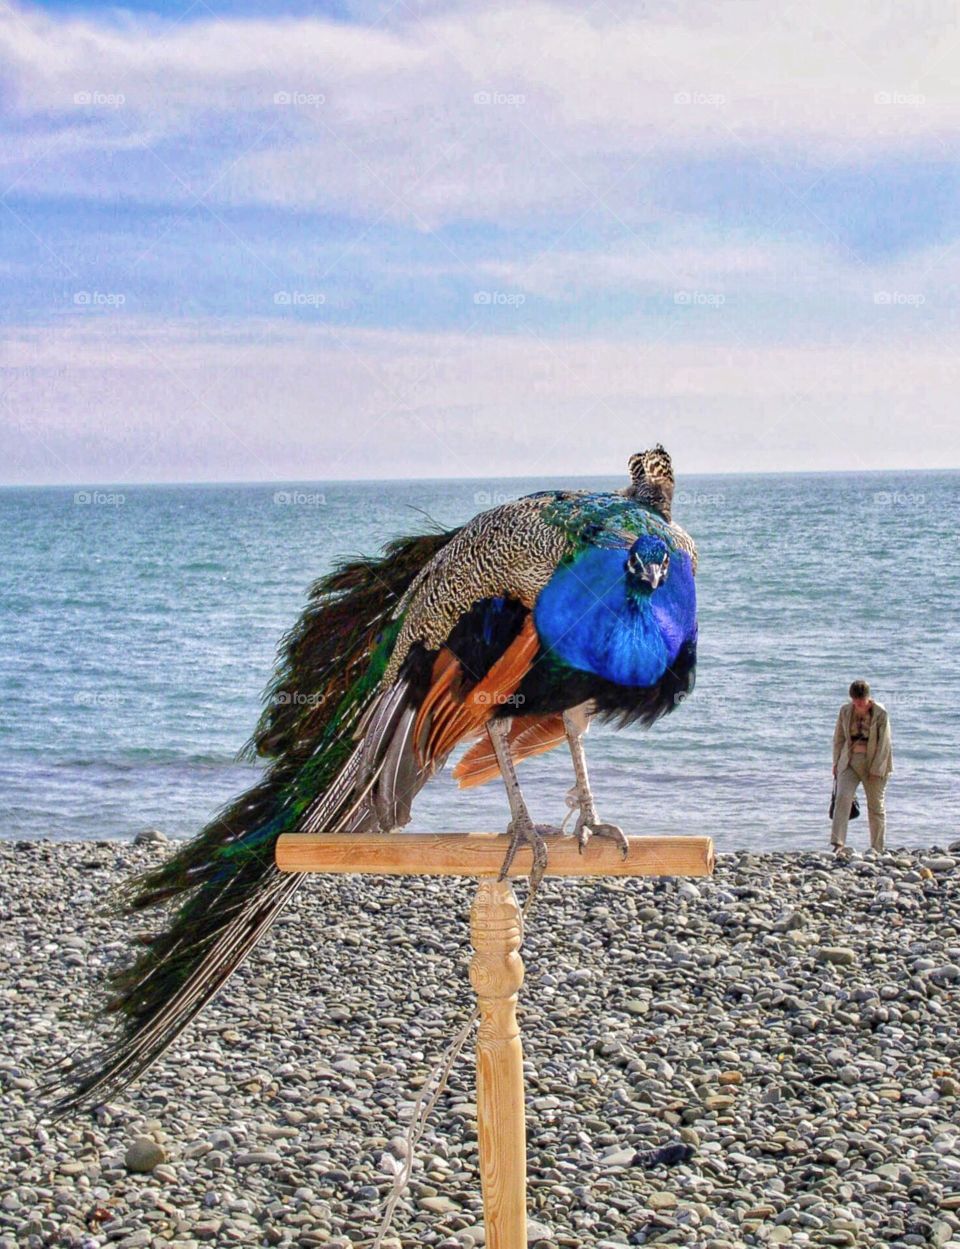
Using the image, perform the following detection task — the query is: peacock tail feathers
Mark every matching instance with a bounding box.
[49,523,459,1116]
[247,528,457,763]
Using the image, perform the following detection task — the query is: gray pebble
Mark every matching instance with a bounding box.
[124,1138,165,1174]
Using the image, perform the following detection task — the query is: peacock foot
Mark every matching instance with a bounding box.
[499,817,563,896]
[575,815,629,859]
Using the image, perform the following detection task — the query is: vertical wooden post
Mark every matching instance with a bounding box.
[469,878,527,1249]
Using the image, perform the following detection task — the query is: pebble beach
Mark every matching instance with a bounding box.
[3,838,960,1249]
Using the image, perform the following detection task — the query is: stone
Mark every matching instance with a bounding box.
[133,828,168,846]
[817,947,857,966]
[124,1137,166,1173]
[419,1196,459,1214]
[600,1147,636,1168]
[649,1191,679,1210]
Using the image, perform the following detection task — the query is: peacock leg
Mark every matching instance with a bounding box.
[562,706,629,859]
[487,716,561,894]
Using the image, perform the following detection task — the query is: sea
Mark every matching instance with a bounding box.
[1,471,957,853]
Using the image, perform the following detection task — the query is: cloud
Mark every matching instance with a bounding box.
[2,1,959,222]
[4,315,959,483]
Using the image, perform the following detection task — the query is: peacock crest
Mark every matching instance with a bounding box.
[626,444,674,521]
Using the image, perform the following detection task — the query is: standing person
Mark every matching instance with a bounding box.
[831,679,893,854]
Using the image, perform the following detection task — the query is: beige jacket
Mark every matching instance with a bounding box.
[833,701,894,777]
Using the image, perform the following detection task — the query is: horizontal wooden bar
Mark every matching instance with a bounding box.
[276,832,714,878]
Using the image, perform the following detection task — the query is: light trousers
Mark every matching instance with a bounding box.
[832,752,887,851]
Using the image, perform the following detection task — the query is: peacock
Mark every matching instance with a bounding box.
[51,446,698,1115]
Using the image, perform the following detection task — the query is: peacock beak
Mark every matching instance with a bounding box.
[641,562,664,590]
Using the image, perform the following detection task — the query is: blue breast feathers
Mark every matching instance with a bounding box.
[533,546,697,688]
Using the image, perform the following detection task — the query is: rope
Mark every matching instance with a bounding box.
[371,1005,479,1248]
[372,876,538,1247]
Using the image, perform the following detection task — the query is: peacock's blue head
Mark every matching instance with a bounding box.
[626,534,670,594]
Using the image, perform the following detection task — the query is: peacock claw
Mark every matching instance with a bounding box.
[576,817,629,859]
[499,819,563,896]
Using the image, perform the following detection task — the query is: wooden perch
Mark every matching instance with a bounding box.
[275,831,715,878]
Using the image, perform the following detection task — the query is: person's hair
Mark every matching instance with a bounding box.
[849,679,871,700]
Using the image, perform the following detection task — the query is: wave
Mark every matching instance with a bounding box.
[44,751,261,772]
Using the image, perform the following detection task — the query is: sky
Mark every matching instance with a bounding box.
[2,0,960,483]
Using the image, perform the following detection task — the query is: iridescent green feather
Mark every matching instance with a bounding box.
[539,491,685,556]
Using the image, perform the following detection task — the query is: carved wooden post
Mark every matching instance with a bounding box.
[469,879,526,1249]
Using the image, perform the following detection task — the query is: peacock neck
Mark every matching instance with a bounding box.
[621,480,672,522]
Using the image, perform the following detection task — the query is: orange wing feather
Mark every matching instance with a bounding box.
[414,615,540,770]
[452,712,567,788]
